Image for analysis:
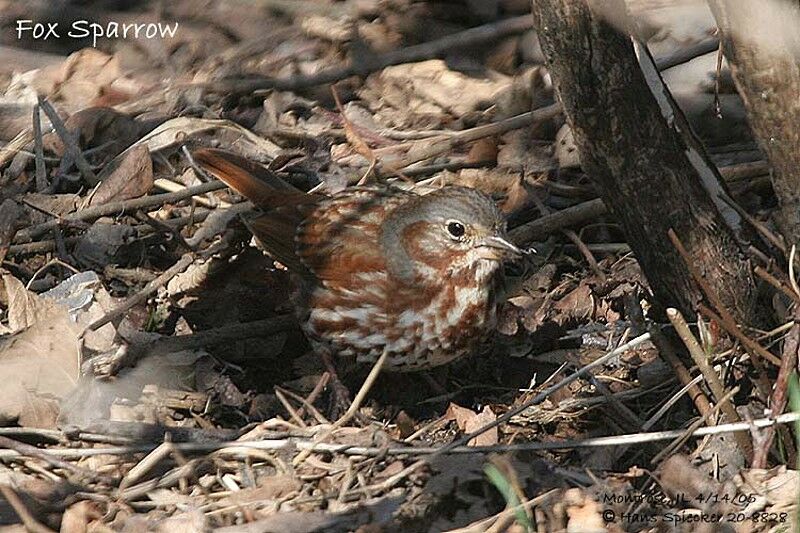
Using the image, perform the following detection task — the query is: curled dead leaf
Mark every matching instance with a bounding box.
[445,403,498,446]
[88,145,154,206]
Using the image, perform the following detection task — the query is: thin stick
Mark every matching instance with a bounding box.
[642,374,704,431]
[118,441,173,490]
[301,373,331,420]
[509,198,606,244]
[789,245,800,298]
[648,324,712,417]
[32,104,47,192]
[442,332,651,453]
[154,178,228,208]
[2,412,799,460]
[381,104,561,170]
[698,303,781,366]
[667,308,751,455]
[274,388,308,428]
[0,435,111,485]
[81,253,195,334]
[753,311,800,468]
[651,385,739,465]
[563,228,604,278]
[14,180,226,243]
[718,192,786,252]
[754,266,800,304]
[277,384,330,425]
[292,349,389,465]
[213,15,534,94]
[37,96,98,186]
[528,186,602,277]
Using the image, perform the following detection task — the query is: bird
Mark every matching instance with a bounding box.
[193,148,523,376]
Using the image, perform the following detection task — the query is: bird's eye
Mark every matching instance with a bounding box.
[446,221,466,239]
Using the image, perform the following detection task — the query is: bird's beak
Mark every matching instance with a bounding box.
[477,235,523,261]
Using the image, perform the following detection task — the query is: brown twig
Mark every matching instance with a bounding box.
[669,228,779,368]
[276,385,330,425]
[718,192,786,252]
[37,96,98,187]
[381,105,561,170]
[7,206,215,257]
[648,324,712,417]
[81,253,195,334]
[275,388,308,428]
[0,435,113,485]
[31,104,47,192]
[527,186,603,277]
[666,308,751,455]
[14,180,226,243]
[509,198,607,244]
[211,15,534,94]
[754,266,800,305]
[651,385,739,465]
[293,349,390,466]
[697,304,781,367]
[753,310,800,468]
[719,159,770,182]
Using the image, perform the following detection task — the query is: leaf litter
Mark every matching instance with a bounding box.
[0,0,795,531]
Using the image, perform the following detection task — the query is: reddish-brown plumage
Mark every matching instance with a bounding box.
[195,148,522,372]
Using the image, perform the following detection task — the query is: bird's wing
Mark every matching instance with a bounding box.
[296,187,411,286]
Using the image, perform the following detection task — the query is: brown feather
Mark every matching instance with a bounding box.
[193,148,318,275]
[193,148,318,209]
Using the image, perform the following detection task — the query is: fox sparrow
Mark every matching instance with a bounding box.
[194,149,522,372]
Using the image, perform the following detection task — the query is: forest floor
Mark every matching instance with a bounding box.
[0,1,796,531]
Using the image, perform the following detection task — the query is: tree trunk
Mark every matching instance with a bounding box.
[708,0,800,246]
[530,0,758,323]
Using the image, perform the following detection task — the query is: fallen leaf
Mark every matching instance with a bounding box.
[563,488,605,532]
[44,107,139,161]
[0,276,80,427]
[446,403,498,446]
[88,145,153,205]
[4,274,61,332]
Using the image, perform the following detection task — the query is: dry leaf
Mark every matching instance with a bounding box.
[48,49,129,111]
[466,137,499,164]
[552,283,594,326]
[0,276,80,427]
[4,274,61,332]
[44,107,140,163]
[88,145,154,206]
[60,500,100,533]
[445,403,498,446]
[562,488,605,532]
